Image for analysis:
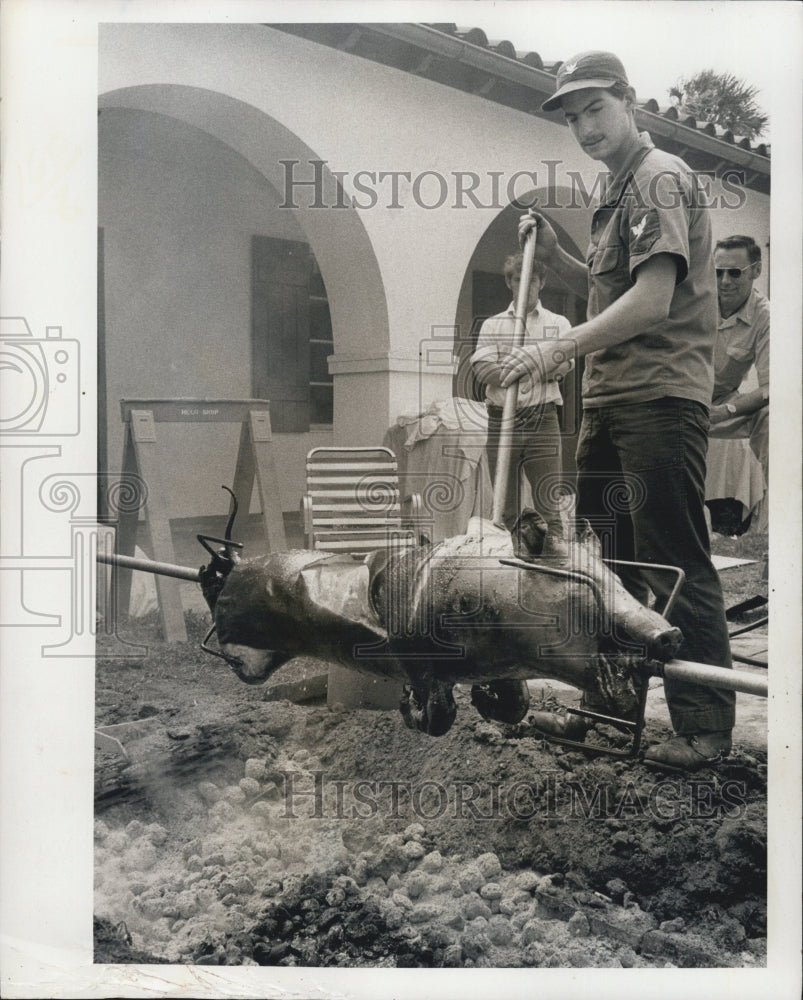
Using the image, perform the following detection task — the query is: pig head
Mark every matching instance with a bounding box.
[209,519,682,736]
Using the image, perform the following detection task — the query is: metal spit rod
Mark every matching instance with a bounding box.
[97,550,202,583]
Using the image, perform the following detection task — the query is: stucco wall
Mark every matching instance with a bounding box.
[98,24,582,363]
[99,107,331,515]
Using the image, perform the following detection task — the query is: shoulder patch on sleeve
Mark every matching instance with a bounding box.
[629,208,661,256]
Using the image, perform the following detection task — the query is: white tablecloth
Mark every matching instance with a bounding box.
[705,436,766,521]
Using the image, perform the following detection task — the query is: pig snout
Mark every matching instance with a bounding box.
[570,522,684,662]
[607,601,684,662]
[219,643,290,685]
[646,625,683,661]
[588,563,684,662]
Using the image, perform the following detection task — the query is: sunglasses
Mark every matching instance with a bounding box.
[715,265,754,280]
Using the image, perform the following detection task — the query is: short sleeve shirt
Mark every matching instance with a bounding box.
[713,287,770,402]
[582,133,718,408]
[471,301,571,408]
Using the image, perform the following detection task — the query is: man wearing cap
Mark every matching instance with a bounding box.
[504,51,734,771]
[709,235,769,488]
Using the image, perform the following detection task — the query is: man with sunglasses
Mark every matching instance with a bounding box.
[709,236,769,488]
[506,51,734,771]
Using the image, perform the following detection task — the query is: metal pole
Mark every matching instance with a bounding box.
[491,230,538,527]
[660,659,767,698]
[97,550,202,583]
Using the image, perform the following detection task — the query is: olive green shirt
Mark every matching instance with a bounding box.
[582,133,718,408]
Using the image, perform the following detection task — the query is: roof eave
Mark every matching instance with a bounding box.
[272,22,769,192]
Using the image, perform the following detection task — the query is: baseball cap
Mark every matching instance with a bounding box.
[541,51,629,112]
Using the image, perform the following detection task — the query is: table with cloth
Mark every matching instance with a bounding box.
[705,436,766,531]
[705,366,767,532]
[383,398,494,543]
[384,395,766,544]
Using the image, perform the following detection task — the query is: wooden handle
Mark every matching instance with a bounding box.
[491,230,538,527]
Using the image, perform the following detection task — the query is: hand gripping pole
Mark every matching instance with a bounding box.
[491,230,538,527]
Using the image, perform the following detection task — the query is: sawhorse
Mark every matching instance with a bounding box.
[115,399,287,641]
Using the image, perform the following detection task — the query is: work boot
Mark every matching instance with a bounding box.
[529,710,590,742]
[643,730,732,773]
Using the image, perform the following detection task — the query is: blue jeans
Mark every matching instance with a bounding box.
[576,398,735,735]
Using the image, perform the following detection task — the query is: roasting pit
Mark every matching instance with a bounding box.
[95,608,767,970]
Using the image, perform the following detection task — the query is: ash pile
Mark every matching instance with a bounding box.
[94,693,767,969]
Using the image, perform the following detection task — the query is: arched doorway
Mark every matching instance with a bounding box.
[98,84,390,518]
[452,190,590,474]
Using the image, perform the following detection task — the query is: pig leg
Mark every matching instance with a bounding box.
[399,677,457,737]
[470,680,530,724]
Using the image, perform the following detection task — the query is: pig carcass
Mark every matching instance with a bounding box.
[206,518,683,736]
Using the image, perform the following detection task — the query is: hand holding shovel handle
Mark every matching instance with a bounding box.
[491,227,537,528]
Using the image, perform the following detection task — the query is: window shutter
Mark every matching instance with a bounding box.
[251,236,311,432]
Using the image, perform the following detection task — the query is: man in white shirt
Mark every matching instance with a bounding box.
[471,253,571,540]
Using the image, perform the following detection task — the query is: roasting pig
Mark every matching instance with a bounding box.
[207,518,683,736]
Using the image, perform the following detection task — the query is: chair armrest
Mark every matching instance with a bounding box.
[409,492,423,526]
[401,492,426,544]
[301,494,314,548]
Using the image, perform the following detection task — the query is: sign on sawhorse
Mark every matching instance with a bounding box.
[115,399,287,641]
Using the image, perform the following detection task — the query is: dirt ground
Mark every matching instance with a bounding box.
[94,527,768,969]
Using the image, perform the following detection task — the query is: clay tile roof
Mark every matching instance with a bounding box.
[435,24,769,157]
[272,22,770,186]
[489,39,517,60]
[518,51,544,70]
[453,26,489,47]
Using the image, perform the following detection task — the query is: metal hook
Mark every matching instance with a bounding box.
[200,623,242,672]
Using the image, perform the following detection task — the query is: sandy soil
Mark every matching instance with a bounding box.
[94,529,767,969]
